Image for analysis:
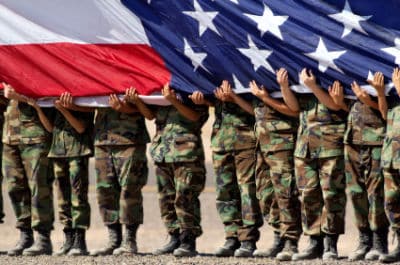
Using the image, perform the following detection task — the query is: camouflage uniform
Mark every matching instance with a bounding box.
[344,100,388,232]
[2,100,54,231]
[212,100,262,242]
[381,99,400,232]
[94,108,149,225]
[0,97,8,223]
[254,100,302,240]
[48,111,94,229]
[150,104,208,237]
[294,94,347,236]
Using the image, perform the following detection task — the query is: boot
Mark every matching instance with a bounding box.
[113,224,138,255]
[292,235,323,260]
[234,240,256,257]
[379,230,400,263]
[322,234,339,260]
[90,224,122,256]
[67,229,88,256]
[173,231,197,257]
[253,231,284,257]
[7,228,34,256]
[153,231,180,255]
[348,228,372,261]
[54,228,75,256]
[276,238,298,261]
[365,228,388,261]
[214,237,240,257]
[23,230,52,256]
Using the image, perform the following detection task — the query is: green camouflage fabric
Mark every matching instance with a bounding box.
[150,104,208,163]
[211,101,256,152]
[94,108,150,146]
[0,96,7,222]
[383,167,400,232]
[295,94,347,159]
[2,100,54,145]
[254,102,302,240]
[344,100,385,145]
[381,100,400,169]
[295,156,346,235]
[95,145,148,225]
[155,161,205,237]
[3,142,54,231]
[54,157,90,229]
[48,110,94,158]
[345,144,388,231]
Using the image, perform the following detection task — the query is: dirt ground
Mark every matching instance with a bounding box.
[0,114,392,264]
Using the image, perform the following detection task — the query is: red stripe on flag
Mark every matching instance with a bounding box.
[0,43,170,98]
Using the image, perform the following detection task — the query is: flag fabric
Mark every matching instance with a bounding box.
[0,0,399,101]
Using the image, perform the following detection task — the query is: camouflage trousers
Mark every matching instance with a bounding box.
[256,149,302,240]
[95,145,148,225]
[382,167,400,232]
[295,156,346,235]
[3,143,54,231]
[213,149,262,242]
[155,160,205,237]
[0,171,4,223]
[53,157,90,229]
[345,144,389,231]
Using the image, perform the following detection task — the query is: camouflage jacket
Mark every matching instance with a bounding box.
[344,100,385,146]
[2,100,54,145]
[381,98,400,169]
[254,99,298,152]
[94,108,150,146]
[211,100,256,152]
[150,104,208,163]
[48,110,94,158]
[295,94,347,159]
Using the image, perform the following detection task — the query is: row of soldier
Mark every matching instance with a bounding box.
[0,66,400,263]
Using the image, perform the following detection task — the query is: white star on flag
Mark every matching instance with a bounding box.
[382,38,400,65]
[305,38,346,73]
[244,3,288,40]
[183,0,221,37]
[238,35,274,73]
[329,0,371,38]
[183,38,210,73]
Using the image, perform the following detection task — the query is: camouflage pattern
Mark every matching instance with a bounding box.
[150,105,208,163]
[48,110,94,158]
[344,100,388,232]
[94,108,150,146]
[0,96,7,222]
[3,142,54,231]
[54,157,90,229]
[295,94,347,159]
[155,161,205,237]
[295,156,346,235]
[95,145,148,225]
[2,100,54,231]
[151,103,207,237]
[211,100,262,242]
[254,102,302,240]
[345,144,388,231]
[383,167,400,232]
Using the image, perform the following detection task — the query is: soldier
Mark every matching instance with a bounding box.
[247,70,302,261]
[49,92,93,256]
[135,84,207,257]
[2,84,55,256]
[345,73,389,261]
[379,68,400,263]
[281,69,348,261]
[191,80,262,258]
[90,91,150,256]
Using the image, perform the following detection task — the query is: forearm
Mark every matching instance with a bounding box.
[135,100,155,120]
[377,95,388,120]
[309,85,341,111]
[232,94,254,115]
[35,107,53,133]
[170,99,200,121]
[281,86,300,112]
[262,96,299,117]
[59,109,87,134]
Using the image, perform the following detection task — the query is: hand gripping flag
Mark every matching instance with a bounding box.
[0,0,399,102]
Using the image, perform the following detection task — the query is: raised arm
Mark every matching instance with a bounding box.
[189,91,214,107]
[3,83,29,103]
[54,92,88,134]
[350,81,379,110]
[277,68,300,112]
[109,94,138,114]
[328,80,349,112]
[219,80,254,115]
[26,98,54,133]
[125,87,155,120]
[250,80,298,117]
[162,83,200,122]
[301,68,342,111]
